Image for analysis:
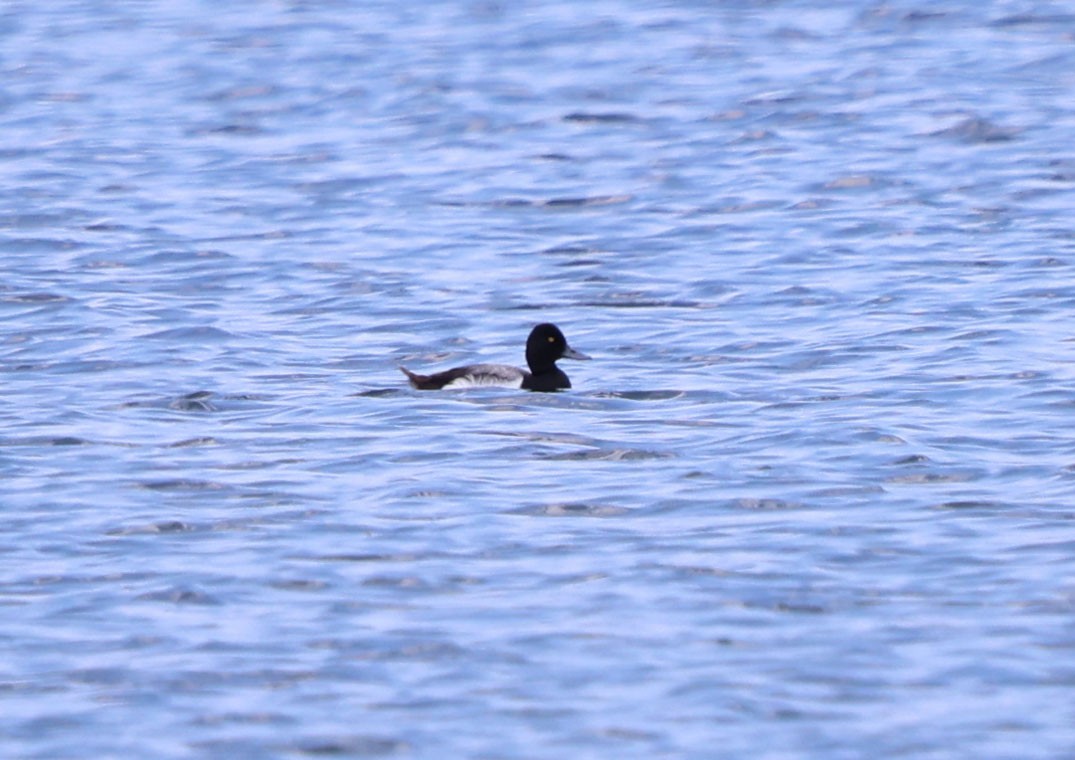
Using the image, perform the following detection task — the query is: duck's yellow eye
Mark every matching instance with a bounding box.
[548,336,555,342]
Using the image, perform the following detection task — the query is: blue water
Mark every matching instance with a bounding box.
[3,1,1075,757]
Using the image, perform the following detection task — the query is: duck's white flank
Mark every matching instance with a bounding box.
[442,364,526,389]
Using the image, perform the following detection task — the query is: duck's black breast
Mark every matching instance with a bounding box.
[521,367,571,392]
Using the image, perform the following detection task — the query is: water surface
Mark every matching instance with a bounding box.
[2,1,1074,758]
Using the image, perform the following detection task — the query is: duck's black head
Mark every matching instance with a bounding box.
[525,323,590,373]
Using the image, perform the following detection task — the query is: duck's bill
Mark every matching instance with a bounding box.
[562,346,591,360]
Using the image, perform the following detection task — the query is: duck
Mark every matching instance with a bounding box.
[400,323,590,392]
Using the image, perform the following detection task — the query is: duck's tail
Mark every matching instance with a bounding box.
[399,366,433,390]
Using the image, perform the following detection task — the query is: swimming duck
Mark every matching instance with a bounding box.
[400,323,590,392]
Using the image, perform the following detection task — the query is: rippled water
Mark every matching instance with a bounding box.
[3,1,1075,757]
